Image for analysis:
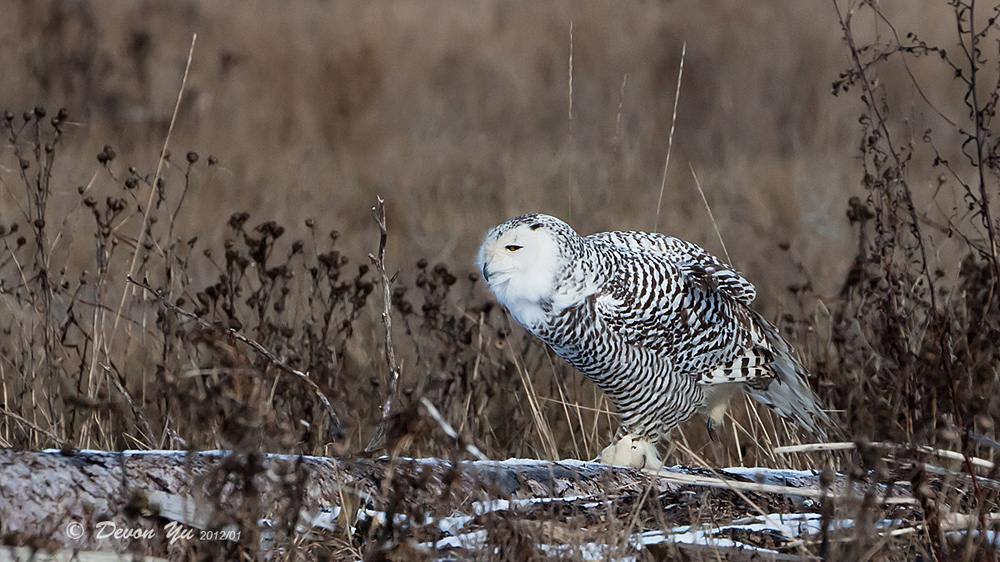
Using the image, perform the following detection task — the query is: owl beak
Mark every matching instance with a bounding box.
[481,265,491,282]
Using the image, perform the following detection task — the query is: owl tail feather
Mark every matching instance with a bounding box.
[747,312,837,440]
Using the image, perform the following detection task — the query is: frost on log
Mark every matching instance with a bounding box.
[0,449,915,559]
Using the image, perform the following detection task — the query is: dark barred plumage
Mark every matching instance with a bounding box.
[478,214,831,459]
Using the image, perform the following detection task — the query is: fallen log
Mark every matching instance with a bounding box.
[0,449,915,560]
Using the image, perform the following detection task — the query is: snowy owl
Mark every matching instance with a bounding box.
[477,214,832,469]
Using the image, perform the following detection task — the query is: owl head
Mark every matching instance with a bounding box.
[477,214,576,327]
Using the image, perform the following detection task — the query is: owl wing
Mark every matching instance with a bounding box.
[588,231,756,305]
[586,231,832,436]
[586,231,761,378]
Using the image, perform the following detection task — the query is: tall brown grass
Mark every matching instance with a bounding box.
[0,1,997,559]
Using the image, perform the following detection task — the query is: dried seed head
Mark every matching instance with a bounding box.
[819,470,834,487]
[228,212,250,230]
[33,106,46,118]
[186,151,199,164]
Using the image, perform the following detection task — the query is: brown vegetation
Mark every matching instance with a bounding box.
[0,1,997,559]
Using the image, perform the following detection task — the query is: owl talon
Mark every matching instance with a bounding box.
[597,434,662,470]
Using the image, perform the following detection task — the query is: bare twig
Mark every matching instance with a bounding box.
[869,8,964,132]
[0,405,69,448]
[567,20,574,122]
[654,41,685,233]
[688,161,731,265]
[832,2,938,312]
[566,20,576,222]
[125,275,341,431]
[96,35,197,449]
[964,0,1000,288]
[613,74,628,147]
[645,461,917,507]
[419,397,488,461]
[366,197,402,453]
[776,440,996,470]
[112,34,197,337]
[100,361,156,447]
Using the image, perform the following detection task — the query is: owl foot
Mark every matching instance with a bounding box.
[706,418,719,441]
[596,434,662,470]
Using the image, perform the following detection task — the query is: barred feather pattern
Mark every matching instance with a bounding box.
[478,214,831,443]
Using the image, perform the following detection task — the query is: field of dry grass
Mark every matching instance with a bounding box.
[1,1,998,559]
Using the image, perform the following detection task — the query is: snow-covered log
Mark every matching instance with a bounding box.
[0,449,918,560]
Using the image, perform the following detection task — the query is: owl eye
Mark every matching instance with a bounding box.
[505,244,523,252]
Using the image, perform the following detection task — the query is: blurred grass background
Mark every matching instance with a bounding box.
[0,0,990,458]
[2,1,868,298]
[4,1,1000,558]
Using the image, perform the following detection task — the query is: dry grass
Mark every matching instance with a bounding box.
[0,0,998,559]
